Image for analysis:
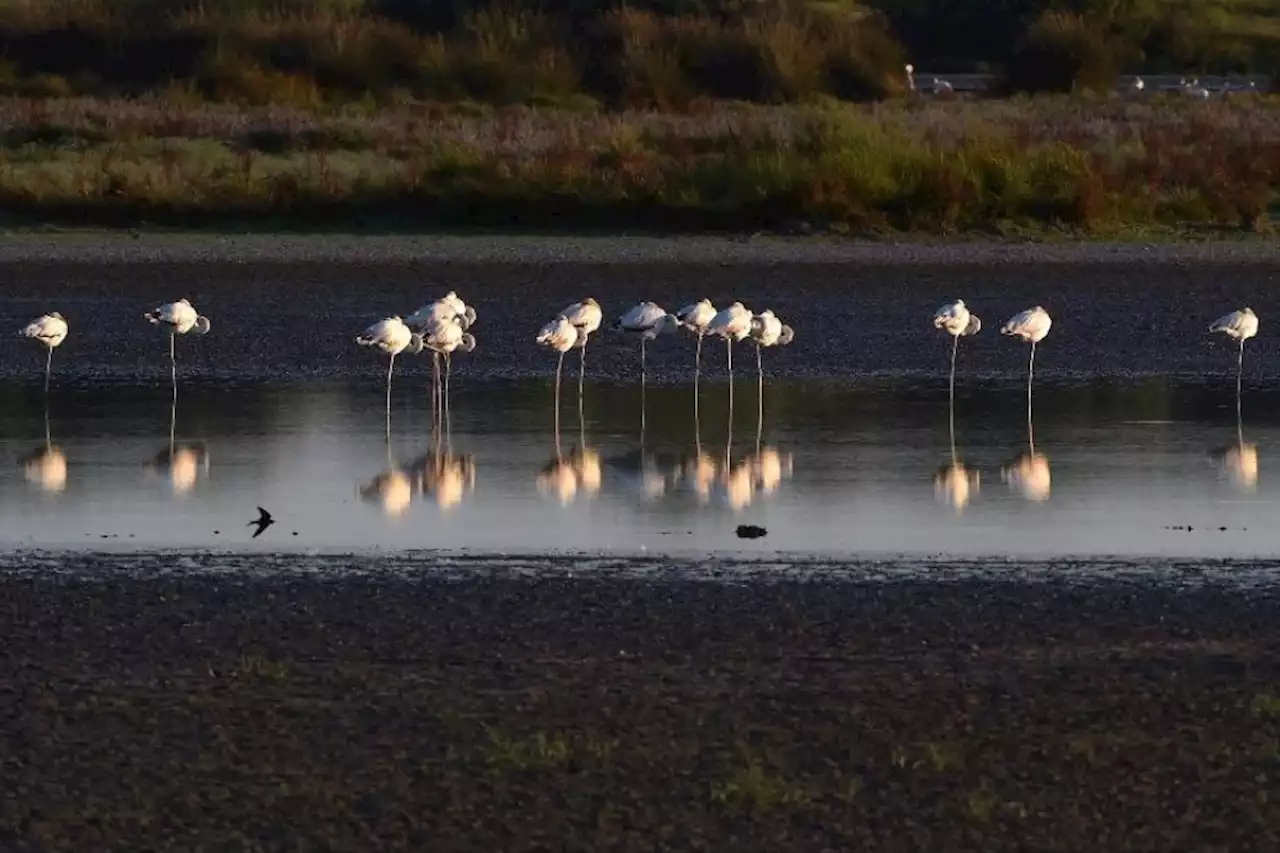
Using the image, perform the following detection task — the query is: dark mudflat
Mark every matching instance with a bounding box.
[4,560,1280,851]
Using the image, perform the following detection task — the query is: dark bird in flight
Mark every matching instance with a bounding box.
[248,506,275,538]
[736,524,767,539]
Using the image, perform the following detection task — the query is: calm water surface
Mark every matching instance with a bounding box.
[0,376,1275,558]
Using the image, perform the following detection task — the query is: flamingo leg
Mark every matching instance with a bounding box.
[445,353,453,450]
[169,331,177,398]
[579,339,587,401]
[386,352,396,442]
[949,334,959,464]
[727,338,734,418]
[554,350,565,455]
[756,343,764,455]
[44,347,52,395]
[431,353,440,433]
[1027,341,1036,454]
[641,337,647,446]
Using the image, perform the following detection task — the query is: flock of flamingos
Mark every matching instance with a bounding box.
[16,293,1262,514]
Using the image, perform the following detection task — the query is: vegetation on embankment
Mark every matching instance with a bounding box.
[0,96,1275,235]
[0,0,1275,108]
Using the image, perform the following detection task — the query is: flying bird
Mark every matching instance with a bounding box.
[1001,306,1052,425]
[356,316,424,436]
[536,315,579,450]
[1209,307,1259,403]
[20,312,69,393]
[560,297,603,397]
[145,298,211,392]
[248,506,275,538]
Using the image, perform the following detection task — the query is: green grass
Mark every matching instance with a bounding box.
[0,94,1273,235]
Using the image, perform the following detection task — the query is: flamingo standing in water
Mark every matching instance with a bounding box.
[356,316,423,437]
[406,291,476,331]
[144,298,211,394]
[536,315,579,452]
[20,312,68,393]
[675,298,718,390]
[1000,306,1052,429]
[422,319,477,434]
[560,297,603,398]
[748,310,795,449]
[616,302,680,442]
[933,298,982,442]
[1209,307,1259,407]
[705,301,753,413]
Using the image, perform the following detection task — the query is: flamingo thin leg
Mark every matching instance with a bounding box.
[44,347,52,395]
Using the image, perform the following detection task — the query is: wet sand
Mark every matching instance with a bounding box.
[4,557,1280,851]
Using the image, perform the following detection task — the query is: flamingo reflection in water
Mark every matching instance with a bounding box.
[144,389,209,495]
[359,445,414,518]
[931,299,981,512]
[1001,389,1050,502]
[22,402,66,494]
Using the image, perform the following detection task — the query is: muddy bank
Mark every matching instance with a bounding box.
[3,568,1280,851]
[1,247,1279,386]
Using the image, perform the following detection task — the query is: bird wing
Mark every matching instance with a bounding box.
[962,315,981,336]
[536,318,563,343]
[1210,310,1248,335]
[561,302,593,327]
[619,302,663,330]
[1001,309,1034,335]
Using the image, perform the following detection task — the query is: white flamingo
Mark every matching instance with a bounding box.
[675,298,718,392]
[616,302,680,442]
[144,298,210,392]
[20,312,68,393]
[706,301,753,413]
[356,316,423,436]
[536,315,579,451]
[1210,307,1259,406]
[422,319,477,434]
[905,63,916,93]
[1001,306,1052,428]
[406,291,476,331]
[560,297,603,398]
[933,299,982,428]
[748,310,794,449]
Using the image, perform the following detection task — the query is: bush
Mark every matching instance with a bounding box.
[1006,10,1126,95]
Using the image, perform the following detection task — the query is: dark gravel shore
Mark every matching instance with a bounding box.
[2,234,1280,387]
[5,557,1280,851]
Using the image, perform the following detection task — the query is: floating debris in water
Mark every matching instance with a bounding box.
[736,525,767,539]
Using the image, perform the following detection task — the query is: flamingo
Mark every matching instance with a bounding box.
[705,301,753,414]
[356,316,424,437]
[1001,306,1052,428]
[675,298,718,393]
[560,297,603,398]
[536,315,579,452]
[905,63,916,93]
[1210,307,1258,407]
[406,291,476,331]
[933,299,982,435]
[748,310,794,449]
[20,312,68,393]
[422,319,477,434]
[616,302,680,442]
[144,298,210,393]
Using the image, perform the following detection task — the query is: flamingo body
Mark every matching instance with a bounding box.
[21,313,68,348]
[1210,307,1258,341]
[1001,306,1052,343]
[145,298,211,336]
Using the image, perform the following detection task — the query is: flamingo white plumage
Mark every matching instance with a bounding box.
[1001,306,1052,426]
[356,316,423,437]
[748,310,794,445]
[537,315,579,450]
[560,297,603,398]
[675,298,718,393]
[1210,307,1258,404]
[144,298,211,392]
[406,291,476,331]
[934,299,982,428]
[616,302,680,380]
[422,319,477,434]
[20,312,68,393]
[706,301,753,412]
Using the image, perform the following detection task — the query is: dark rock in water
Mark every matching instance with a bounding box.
[736,524,767,539]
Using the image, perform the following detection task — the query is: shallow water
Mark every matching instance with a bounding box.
[1,375,1276,558]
